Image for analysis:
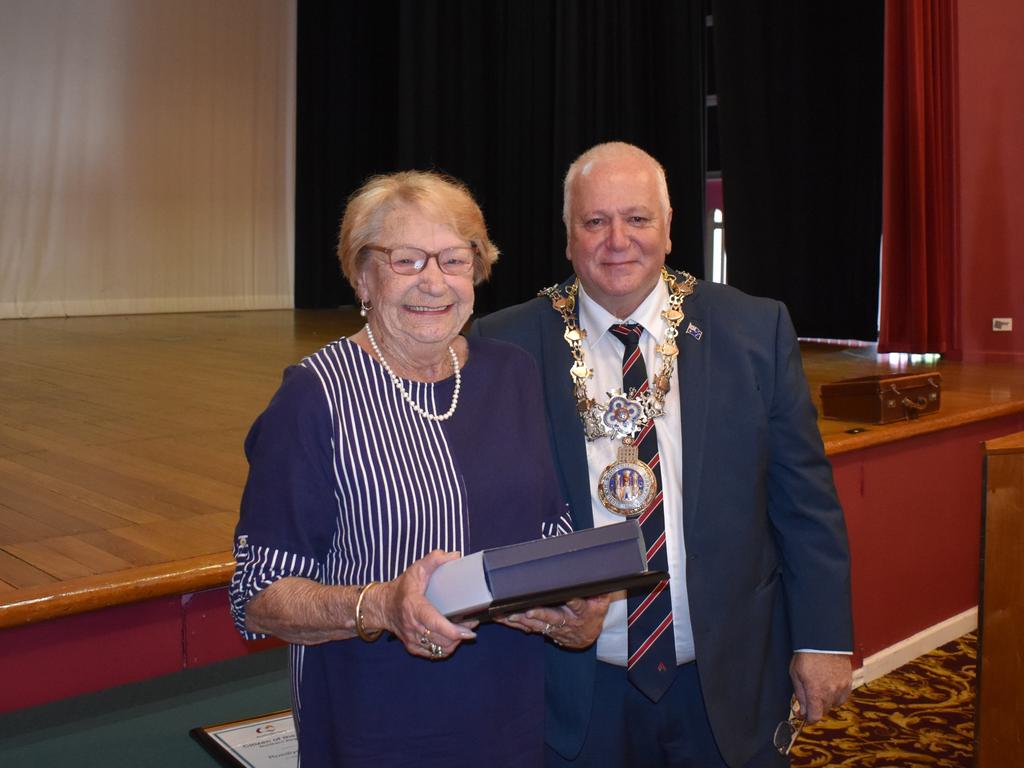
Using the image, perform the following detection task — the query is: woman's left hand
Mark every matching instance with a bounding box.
[498,593,611,649]
[372,550,479,660]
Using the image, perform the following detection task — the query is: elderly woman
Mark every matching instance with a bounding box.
[230,170,607,766]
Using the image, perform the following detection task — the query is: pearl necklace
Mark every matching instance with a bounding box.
[363,324,461,422]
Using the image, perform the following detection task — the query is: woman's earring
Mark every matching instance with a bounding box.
[359,300,372,318]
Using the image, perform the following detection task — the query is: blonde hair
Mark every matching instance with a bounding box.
[337,170,499,287]
[562,142,671,227]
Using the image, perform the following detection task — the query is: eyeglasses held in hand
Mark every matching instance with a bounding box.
[772,697,805,756]
[365,245,476,276]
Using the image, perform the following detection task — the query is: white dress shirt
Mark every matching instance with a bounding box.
[577,280,696,666]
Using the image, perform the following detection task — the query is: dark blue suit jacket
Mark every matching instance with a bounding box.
[470,275,853,766]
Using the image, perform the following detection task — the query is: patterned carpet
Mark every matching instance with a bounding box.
[791,633,976,768]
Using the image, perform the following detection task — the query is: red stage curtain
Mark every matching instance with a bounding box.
[878,0,960,355]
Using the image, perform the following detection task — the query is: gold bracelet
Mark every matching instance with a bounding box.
[355,582,383,642]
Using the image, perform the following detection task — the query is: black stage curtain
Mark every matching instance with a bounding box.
[711,2,884,340]
[295,0,705,313]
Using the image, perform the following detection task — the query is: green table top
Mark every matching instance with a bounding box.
[0,649,290,767]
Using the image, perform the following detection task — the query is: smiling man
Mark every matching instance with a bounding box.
[470,142,853,767]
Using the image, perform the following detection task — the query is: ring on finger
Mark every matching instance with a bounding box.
[542,623,554,636]
[418,631,431,648]
[428,642,445,658]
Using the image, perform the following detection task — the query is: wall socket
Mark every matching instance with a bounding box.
[992,317,1013,332]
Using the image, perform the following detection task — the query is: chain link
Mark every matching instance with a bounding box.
[539,269,696,441]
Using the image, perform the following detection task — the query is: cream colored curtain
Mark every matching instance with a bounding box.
[0,0,295,318]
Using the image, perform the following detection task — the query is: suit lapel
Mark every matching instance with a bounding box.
[538,290,594,529]
[678,280,710,535]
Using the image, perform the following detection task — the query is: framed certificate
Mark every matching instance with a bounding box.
[191,710,297,768]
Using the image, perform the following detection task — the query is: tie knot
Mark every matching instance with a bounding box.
[609,323,644,352]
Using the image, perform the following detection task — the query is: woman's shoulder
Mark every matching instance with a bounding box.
[465,335,539,371]
[295,337,368,381]
[463,336,544,403]
[300,336,356,366]
[265,337,365,411]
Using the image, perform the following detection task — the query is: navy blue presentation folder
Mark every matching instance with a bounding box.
[426,520,668,620]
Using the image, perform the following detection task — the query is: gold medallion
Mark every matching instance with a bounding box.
[598,440,657,517]
[538,271,694,515]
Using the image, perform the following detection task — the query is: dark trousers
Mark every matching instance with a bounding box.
[545,661,788,768]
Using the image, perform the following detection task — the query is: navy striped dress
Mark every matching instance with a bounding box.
[230,335,570,767]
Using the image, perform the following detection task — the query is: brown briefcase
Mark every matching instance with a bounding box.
[820,373,942,423]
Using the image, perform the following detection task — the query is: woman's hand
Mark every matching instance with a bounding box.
[367,550,478,660]
[498,593,611,649]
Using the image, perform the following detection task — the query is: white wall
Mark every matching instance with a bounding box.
[0,0,296,318]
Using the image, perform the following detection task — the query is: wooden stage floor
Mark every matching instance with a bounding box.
[1,310,1023,629]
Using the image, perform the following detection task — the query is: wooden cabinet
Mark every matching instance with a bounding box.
[976,431,1024,766]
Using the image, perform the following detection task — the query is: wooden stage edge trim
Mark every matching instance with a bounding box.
[4,403,1024,631]
[0,554,233,630]
[822,400,1024,455]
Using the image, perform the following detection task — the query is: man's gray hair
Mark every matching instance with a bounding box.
[562,142,671,227]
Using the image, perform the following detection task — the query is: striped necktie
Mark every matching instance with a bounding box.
[608,322,677,701]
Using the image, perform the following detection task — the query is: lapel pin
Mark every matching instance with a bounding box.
[685,322,703,341]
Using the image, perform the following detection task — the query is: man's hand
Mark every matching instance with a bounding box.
[789,652,852,722]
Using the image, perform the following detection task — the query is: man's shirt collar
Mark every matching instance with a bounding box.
[577,278,670,346]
